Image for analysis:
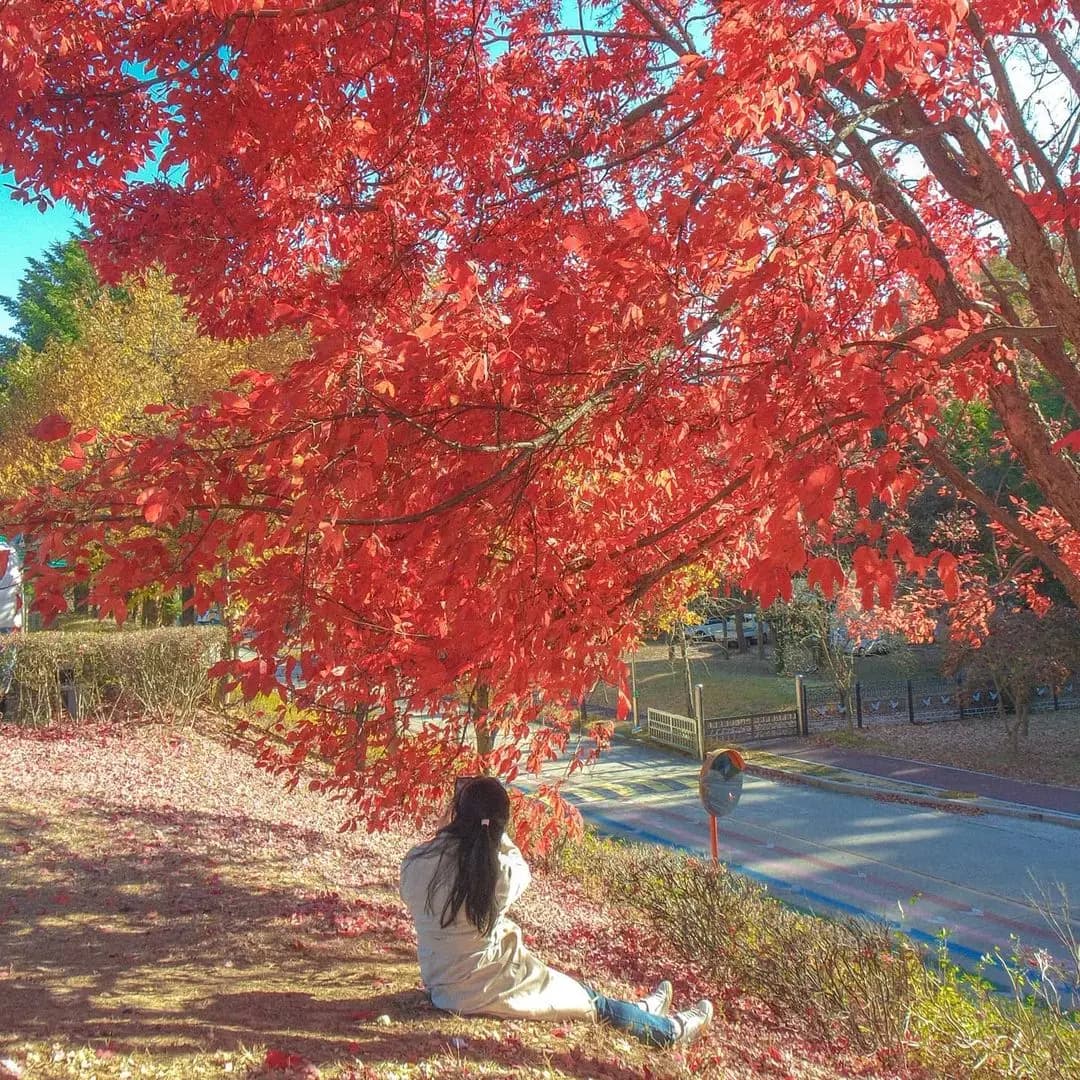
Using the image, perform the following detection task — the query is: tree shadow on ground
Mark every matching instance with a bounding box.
[0,798,647,1078]
[0,798,403,1051]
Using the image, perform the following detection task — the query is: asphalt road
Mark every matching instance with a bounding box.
[529,741,1080,991]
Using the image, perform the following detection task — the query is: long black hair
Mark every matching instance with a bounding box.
[422,777,511,935]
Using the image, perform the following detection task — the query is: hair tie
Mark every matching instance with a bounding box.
[481,818,490,827]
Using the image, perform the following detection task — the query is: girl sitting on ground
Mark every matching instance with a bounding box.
[399,776,713,1047]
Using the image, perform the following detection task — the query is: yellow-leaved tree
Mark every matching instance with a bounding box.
[0,268,298,496]
[0,267,300,626]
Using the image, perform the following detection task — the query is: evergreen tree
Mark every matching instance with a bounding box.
[0,236,105,362]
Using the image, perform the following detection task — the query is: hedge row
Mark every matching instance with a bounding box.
[1,627,227,726]
[558,833,1080,1079]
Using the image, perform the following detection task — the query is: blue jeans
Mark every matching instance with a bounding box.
[584,986,677,1047]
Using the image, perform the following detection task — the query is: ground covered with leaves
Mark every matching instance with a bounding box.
[0,720,923,1080]
[810,709,1080,788]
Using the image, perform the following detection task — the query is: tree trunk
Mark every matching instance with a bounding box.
[141,595,159,627]
[771,610,788,674]
[987,377,1080,534]
[680,625,694,717]
[73,582,89,615]
[213,566,237,708]
[180,585,196,626]
[756,605,766,660]
[473,683,496,758]
[734,611,746,654]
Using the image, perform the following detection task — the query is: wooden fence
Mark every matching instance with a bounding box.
[644,707,700,756]
[646,704,801,757]
[704,709,799,747]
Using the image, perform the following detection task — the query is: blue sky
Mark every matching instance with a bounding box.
[0,176,87,334]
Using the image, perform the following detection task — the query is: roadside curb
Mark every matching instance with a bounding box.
[746,761,1080,831]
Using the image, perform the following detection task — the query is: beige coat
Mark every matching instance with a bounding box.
[399,832,595,1020]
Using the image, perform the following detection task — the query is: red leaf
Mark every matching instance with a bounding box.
[28,414,71,443]
[938,551,960,601]
[806,557,845,598]
[412,317,443,342]
[263,1049,318,1076]
[562,230,586,254]
[617,207,650,236]
[136,488,170,524]
[1053,429,1080,453]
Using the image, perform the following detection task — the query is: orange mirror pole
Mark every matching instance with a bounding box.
[700,747,743,867]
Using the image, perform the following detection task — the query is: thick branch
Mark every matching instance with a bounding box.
[967,12,1080,280]
[816,106,970,317]
[624,0,689,56]
[485,28,669,47]
[1036,30,1080,100]
[967,14,1073,226]
[923,440,1080,607]
[986,374,1080,533]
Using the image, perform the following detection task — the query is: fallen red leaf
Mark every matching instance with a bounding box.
[263,1048,319,1077]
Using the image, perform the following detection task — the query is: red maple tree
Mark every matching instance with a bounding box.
[2,1,1077,831]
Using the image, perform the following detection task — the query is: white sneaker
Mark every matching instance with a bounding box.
[638,979,673,1016]
[672,999,713,1045]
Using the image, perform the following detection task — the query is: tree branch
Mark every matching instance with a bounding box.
[923,439,1080,607]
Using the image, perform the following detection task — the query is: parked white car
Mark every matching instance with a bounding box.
[734,614,762,645]
[851,637,890,656]
[687,614,767,646]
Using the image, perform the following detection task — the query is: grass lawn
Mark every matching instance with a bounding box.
[587,643,944,724]
[0,720,895,1080]
[587,644,794,720]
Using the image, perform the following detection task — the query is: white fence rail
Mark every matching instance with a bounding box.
[645,707,699,756]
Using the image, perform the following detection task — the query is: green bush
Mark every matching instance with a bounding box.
[558,833,1080,1077]
[6,627,226,726]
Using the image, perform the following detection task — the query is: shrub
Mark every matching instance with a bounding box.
[559,833,921,1048]
[6,627,226,726]
[558,833,1080,1077]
